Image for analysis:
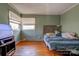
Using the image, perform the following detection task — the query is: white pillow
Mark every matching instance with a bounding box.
[46,33,55,37]
[62,32,77,39]
[62,33,69,38]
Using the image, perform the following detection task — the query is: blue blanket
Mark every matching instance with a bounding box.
[44,35,79,50]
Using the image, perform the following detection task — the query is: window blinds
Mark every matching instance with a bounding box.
[22,18,35,25]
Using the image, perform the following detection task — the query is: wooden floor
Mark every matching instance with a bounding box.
[13,41,61,56]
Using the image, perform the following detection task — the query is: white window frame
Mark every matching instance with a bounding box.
[9,11,21,30]
[10,22,20,30]
[22,18,35,30]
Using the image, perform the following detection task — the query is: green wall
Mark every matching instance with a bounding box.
[61,4,79,35]
[0,3,9,24]
[22,15,60,41]
[0,3,21,42]
[35,15,60,37]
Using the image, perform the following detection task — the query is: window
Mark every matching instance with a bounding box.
[9,11,21,30]
[10,22,19,30]
[23,25,35,30]
[22,18,35,30]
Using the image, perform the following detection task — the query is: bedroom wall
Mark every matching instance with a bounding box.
[0,3,21,42]
[61,4,79,35]
[21,15,60,41]
[0,3,9,24]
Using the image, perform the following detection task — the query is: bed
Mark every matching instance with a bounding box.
[44,32,79,51]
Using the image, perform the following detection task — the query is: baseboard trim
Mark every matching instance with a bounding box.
[23,39,44,42]
[22,40,43,42]
[15,40,44,45]
[15,40,22,45]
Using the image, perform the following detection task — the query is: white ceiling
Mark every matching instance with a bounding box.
[10,3,78,15]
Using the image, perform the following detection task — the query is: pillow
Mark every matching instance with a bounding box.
[46,33,55,37]
[67,32,78,39]
[62,33,69,38]
[62,32,78,39]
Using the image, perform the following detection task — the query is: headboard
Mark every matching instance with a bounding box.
[43,25,61,35]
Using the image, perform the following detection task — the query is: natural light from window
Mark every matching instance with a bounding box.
[22,18,35,30]
[9,11,21,30]
[23,25,35,30]
[10,22,19,30]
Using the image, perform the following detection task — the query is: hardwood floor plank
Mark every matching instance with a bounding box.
[13,41,61,56]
